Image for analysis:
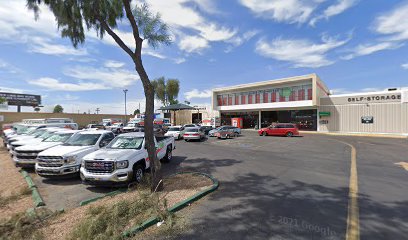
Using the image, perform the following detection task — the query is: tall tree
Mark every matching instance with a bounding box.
[151,77,180,106]
[166,79,180,105]
[53,105,64,113]
[133,109,140,115]
[27,0,171,191]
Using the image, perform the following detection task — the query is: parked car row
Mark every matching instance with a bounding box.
[2,122,175,186]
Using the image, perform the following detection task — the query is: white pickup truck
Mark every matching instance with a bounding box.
[80,132,175,185]
[35,130,115,177]
[13,130,79,168]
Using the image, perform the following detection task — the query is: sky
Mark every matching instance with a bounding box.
[1,0,408,114]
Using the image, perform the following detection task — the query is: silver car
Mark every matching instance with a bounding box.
[183,127,205,142]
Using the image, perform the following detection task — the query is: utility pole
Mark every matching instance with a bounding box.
[123,89,128,124]
[96,108,100,114]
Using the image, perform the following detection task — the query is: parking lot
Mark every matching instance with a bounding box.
[3,130,408,239]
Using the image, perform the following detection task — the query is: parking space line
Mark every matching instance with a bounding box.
[338,141,360,240]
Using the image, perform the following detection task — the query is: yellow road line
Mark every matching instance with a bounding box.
[394,162,408,171]
[339,141,360,240]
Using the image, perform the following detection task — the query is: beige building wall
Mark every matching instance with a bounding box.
[319,91,407,134]
[0,112,130,129]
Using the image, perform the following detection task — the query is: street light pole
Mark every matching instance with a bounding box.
[123,89,128,124]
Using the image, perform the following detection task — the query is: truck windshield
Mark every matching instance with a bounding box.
[107,136,144,149]
[25,127,39,135]
[44,133,74,142]
[64,134,101,146]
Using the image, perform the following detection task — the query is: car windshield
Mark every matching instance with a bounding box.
[107,136,144,149]
[25,127,39,135]
[32,129,47,137]
[168,127,180,131]
[64,134,101,146]
[15,125,28,134]
[44,133,74,142]
[185,128,199,132]
[38,130,56,139]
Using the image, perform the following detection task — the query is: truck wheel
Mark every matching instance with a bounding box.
[133,164,144,183]
[286,132,293,137]
[162,145,172,163]
[263,131,267,136]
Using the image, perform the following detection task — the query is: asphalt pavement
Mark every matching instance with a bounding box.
[162,130,408,240]
[6,130,407,239]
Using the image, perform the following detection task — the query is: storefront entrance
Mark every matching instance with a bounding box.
[261,109,317,130]
[221,111,259,129]
[220,109,317,130]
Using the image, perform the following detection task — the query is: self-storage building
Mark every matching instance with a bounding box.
[212,74,408,134]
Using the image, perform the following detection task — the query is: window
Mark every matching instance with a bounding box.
[217,96,222,106]
[307,89,313,100]
[228,95,232,105]
[298,89,305,100]
[289,91,296,101]
[235,95,239,105]
[241,95,246,104]
[248,94,253,104]
[263,92,269,103]
[271,92,277,102]
[256,93,260,103]
[222,96,227,106]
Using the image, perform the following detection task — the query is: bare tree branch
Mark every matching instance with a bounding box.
[95,14,135,60]
[123,0,142,52]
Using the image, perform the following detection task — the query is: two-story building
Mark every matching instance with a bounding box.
[212,74,408,134]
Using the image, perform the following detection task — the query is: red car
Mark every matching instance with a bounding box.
[258,123,299,137]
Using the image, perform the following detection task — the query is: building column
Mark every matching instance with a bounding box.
[258,110,262,129]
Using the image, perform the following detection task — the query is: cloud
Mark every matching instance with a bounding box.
[239,0,319,24]
[374,2,408,41]
[178,36,209,53]
[28,37,87,56]
[310,0,358,26]
[63,65,139,88]
[225,29,260,52]
[28,77,109,91]
[402,63,408,70]
[104,60,126,68]
[0,86,26,94]
[174,58,186,64]
[341,41,403,60]
[0,59,21,74]
[145,0,237,53]
[184,89,212,100]
[255,34,350,68]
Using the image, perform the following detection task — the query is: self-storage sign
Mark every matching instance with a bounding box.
[0,92,41,106]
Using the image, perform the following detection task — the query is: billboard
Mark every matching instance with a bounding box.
[0,92,41,106]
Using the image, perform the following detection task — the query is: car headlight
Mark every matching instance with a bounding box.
[65,156,77,164]
[116,160,129,169]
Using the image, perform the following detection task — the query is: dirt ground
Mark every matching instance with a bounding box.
[39,173,213,240]
[0,144,33,222]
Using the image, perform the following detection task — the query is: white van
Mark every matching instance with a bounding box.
[22,118,74,124]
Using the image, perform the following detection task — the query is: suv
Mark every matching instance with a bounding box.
[258,123,299,137]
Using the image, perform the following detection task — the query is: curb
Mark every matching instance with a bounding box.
[300,131,408,139]
[122,172,219,238]
[19,170,45,208]
[79,189,128,206]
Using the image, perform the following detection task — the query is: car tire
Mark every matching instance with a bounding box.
[286,132,293,137]
[133,164,144,183]
[262,131,267,136]
[162,145,172,163]
[185,139,189,142]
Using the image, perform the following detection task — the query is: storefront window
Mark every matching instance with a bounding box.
[263,92,269,103]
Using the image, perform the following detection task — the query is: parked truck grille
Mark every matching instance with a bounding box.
[37,156,64,167]
[85,160,115,174]
[15,150,40,159]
